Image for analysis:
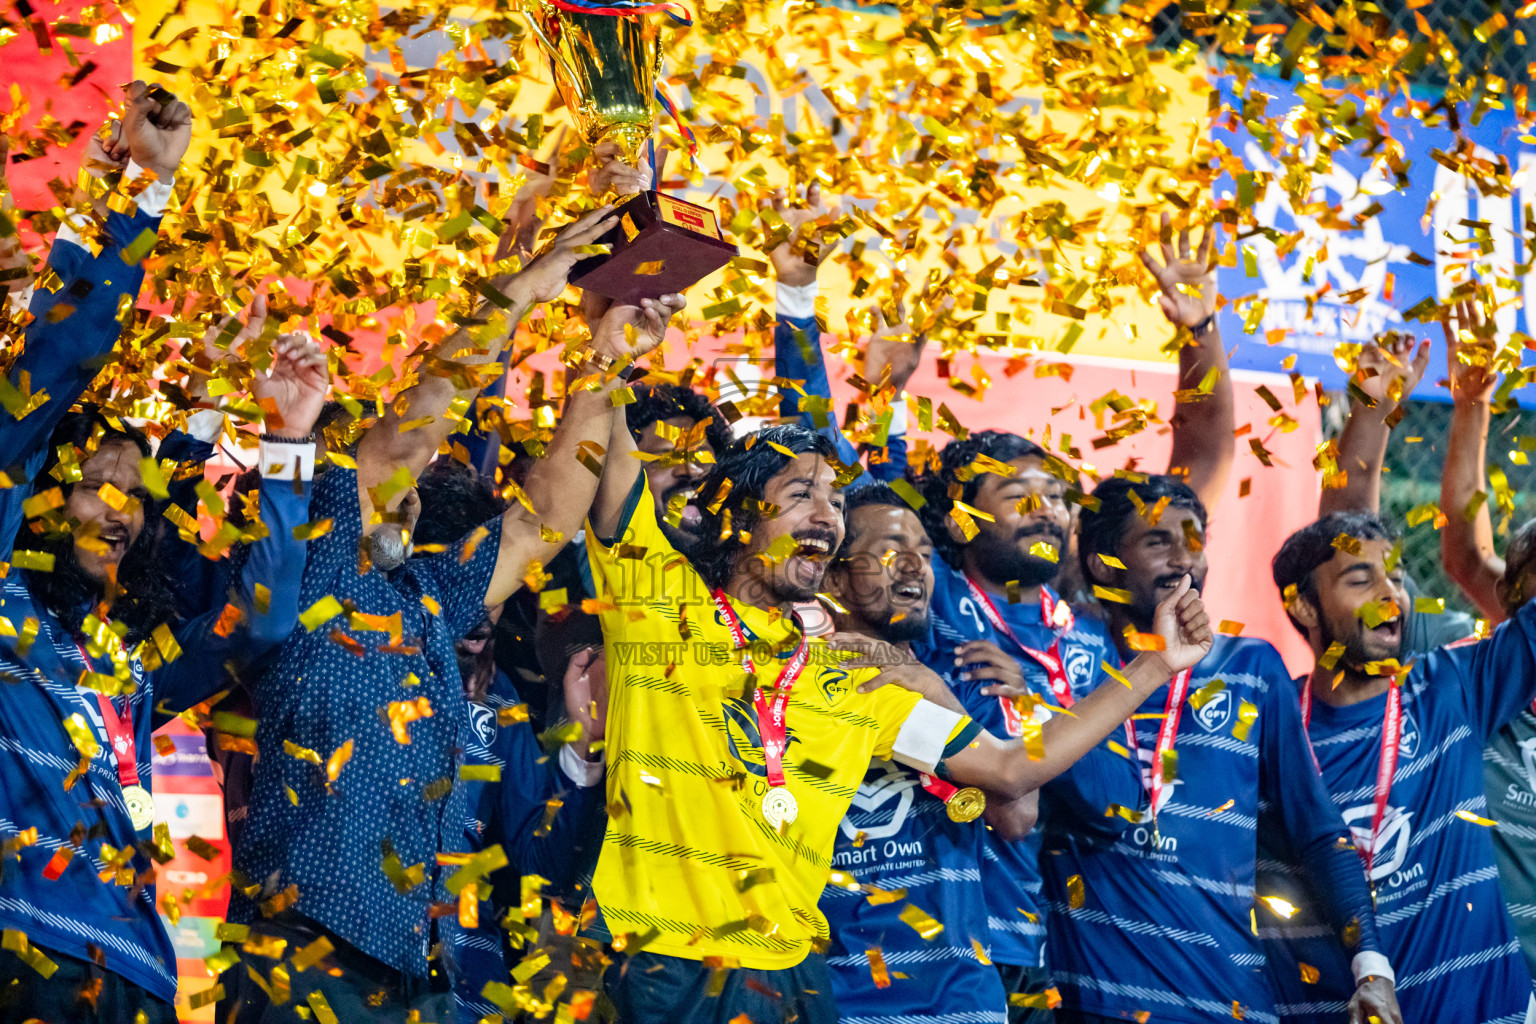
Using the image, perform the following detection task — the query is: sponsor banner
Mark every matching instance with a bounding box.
[1213,72,1536,403]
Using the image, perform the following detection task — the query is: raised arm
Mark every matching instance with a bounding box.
[1145,213,1235,512]
[0,137,30,302]
[485,293,685,607]
[353,206,617,526]
[870,578,1213,798]
[1318,333,1430,516]
[1439,299,1507,622]
[3,85,190,478]
[155,333,329,712]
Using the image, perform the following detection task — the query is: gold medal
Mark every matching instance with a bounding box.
[122,784,155,832]
[945,787,986,823]
[761,787,798,828]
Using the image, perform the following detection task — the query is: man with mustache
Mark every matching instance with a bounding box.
[819,483,1039,1024]
[1043,477,1399,1024]
[1261,510,1536,1024]
[912,431,1143,1017]
[221,199,686,1022]
[0,86,322,1022]
[585,414,1215,1024]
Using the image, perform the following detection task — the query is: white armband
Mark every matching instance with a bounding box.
[124,160,174,219]
[891,699,964,775]
[776,280,819,320]
[259,440,315,482]
[1351,951,1394,986]
[559,743,605,788]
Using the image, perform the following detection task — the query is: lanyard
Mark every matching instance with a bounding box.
[711,591,808,790]
[1145,668,1193,816]
[74,640,140,790]
[1301,675,1402,877]
[963,577,1075,725]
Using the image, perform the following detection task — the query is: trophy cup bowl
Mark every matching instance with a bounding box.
[524,0,738,304]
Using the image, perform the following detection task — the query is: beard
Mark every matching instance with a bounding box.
[969,523,1064,590]
[1128,571,1205,633]
[876,603,929,643]
[24,528,177,648]
[659,481,706,557]
[1318,611,1401,672]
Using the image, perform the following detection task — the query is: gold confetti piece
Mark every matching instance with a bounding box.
[300,596,343,632]
[184,836,221,861]
[420,595,441,617]
[1097,554,1127,570]
[865,886,908,906]
[1066,875,1086,910]
[307,991,340,1024]
[1318,642,1347,671]
[513,951,552,984]
[10,551,54,572]
[2,930,58,978]
[1456,810,1499,827]
[1189,680,1226,710]
[1260,896,1298,919]
[1218,621,1244,635]
[324,740,354,787]
[1093,585,1132,604]
[971,938,992,966]
[1299,963,1320,985]
[1029,541,1059,562]
[1232,701,1259,742]
[635,260,666,275]
[293,519,334,541]
[283,740,321,765]
[867,948,892,989]
[460,764,501,782]
[898,904,943,940]
[1414,597,1445,614]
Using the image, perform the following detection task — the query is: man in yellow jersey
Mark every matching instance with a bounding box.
[585,422,1213,1024]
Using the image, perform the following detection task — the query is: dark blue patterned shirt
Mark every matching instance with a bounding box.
[232,465,502,977]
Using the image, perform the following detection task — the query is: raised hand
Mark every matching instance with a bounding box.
[509,206,617,306]
[1355,332,1430,410]
[253,332,329,439]
[188,294,268,404]
[591,293,686,362]
[120,81,192,181]
[768,183,835,287]
[1149,575,1213,675]
[1441,298,1498,405]
[562,646,609,754]
[862,298,928,394]
[1140,212,1217,329]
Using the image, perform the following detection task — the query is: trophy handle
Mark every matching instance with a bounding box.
[521,6,583,96]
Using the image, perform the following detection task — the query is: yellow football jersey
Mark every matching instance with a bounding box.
[586,475,967,968]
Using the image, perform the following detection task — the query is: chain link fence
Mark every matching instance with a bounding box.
[1147,0,1529,90]
[1322,394,1536,617]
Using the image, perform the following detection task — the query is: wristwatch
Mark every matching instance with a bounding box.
[1189,314,1217,338]
[580,350,642,382]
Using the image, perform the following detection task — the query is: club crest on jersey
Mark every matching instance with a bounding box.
[1136,747,1182,815]
[468,702,497,747]
[1192,689,1234,733]
[723,697,799,776]
[1343,803,1413,882]
[1397,710,1420,761]
[839,762,919,841]
[1064,647,1095,689]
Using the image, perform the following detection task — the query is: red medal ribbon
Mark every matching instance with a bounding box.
[1301,673,1403,876]
[919,772,959,802]
[77,642,140,790]
[962,578,1076,729]
[712,591,808,790]
[1146,668,1193,815]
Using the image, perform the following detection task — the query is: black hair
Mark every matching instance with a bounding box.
[1504,517,1536,611]
[624,383,729,455]
[23,410,177,648]
[916,431,1048,567]
[1076,473,1208,588]
[1271,511,1397,635]
[413,458,508,551]
[692,425,842,590]
[836,483,925,560]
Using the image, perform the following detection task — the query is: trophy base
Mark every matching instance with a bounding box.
[570,192,738,306]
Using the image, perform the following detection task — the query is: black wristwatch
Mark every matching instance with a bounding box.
[1188,314,1217,338]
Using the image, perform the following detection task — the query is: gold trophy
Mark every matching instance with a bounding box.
[524,0,738,303]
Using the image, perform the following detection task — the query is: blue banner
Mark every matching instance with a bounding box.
[1213,73,1536,403]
